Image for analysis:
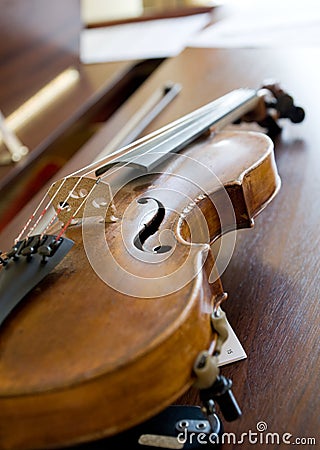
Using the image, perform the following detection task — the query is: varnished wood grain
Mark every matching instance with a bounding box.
[0,48,319,448]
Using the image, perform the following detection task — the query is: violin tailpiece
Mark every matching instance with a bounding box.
[0,235,74,327]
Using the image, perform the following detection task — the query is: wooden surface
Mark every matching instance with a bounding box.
[0,0,150,229]
[0,47,319,448]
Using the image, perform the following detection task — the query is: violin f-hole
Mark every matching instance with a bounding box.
[133,197,172,254]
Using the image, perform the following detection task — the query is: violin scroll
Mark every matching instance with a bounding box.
[261,82,305,123]
[239,81,305,137]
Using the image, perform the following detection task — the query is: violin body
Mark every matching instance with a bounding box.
[0,129,280,449]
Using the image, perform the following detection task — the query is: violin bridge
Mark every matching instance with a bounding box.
[47,176,117,224]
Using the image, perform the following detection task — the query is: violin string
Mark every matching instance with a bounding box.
[14,173,95,244]
[15,197,48,243]
[15,175,81,242]
[61,131,162,181]
[14,178,68,243]
[98,91,257,183]
[64,116,185,179]
[40,176,85,237]
[25,178,70,239]
[55,178,102,241]
[98,116,211,182]
[65,90,246,180]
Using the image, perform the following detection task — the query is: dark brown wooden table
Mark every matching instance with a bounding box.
[0,47,319,448]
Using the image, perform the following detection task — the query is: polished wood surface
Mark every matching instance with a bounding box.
[0,0,130,183]
[0,0,80,111]
[0,0,153,229]
[0,48,319,448]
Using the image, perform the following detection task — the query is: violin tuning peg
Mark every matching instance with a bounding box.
[288,106,305,124]
[261,82,305,125]
[274,93,305,123]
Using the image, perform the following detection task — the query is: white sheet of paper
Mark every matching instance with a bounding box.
[189,0,320,48]
[80,13,210,63]
[218,320,247,366]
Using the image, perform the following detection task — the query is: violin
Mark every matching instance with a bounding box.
[0,84,304,449]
